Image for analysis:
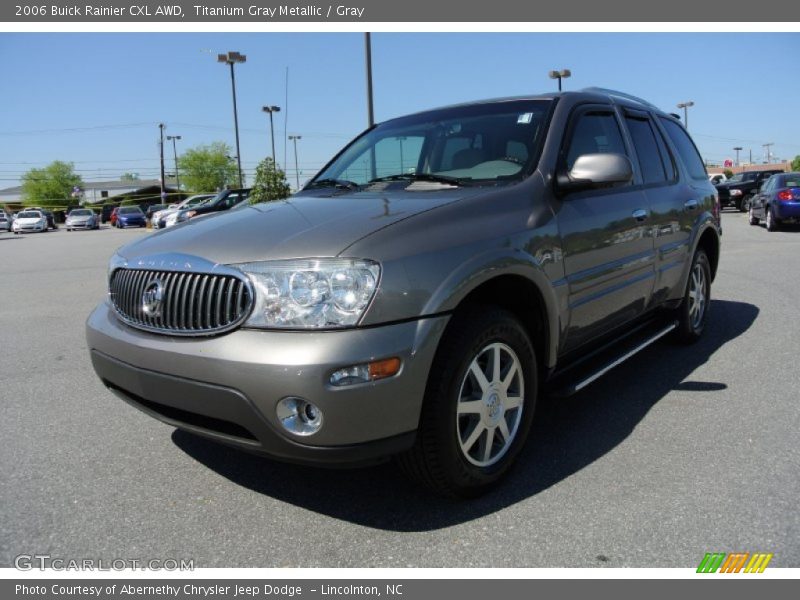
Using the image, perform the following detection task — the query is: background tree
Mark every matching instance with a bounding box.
[177,142,239,192]
[21,161,83,206]
[723,169,734,179]
[120,172,140,181]
[249,157,291,204]
[791,155,800,172]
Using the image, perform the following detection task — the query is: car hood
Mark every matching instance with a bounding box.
[117,187,485,264]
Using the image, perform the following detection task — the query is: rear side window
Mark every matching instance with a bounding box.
[659,118,707,180]
[625,116,669,184]
[565,110,627,171]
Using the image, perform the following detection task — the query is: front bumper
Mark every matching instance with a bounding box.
[67,221,94,229]
[86,302,448,465]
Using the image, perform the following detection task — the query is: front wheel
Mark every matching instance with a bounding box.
[673,249,711,344]
[397,307,537,497]
[737,196,750,212]
[748,207,759,225]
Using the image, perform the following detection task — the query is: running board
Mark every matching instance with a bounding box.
[547,320,678,397]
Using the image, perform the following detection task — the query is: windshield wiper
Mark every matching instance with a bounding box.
[306,178,360,190]
[369,173,466,186]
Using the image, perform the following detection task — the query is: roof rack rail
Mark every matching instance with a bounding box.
[580,87,661,111]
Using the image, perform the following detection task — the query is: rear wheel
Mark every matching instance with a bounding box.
[397,307,537,497]
[748,207,759,225]
[673,249,711,344]
[766,206,780,232]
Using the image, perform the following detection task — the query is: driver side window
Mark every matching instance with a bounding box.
[565,110,627,171]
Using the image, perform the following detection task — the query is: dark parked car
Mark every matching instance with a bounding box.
[88,88,721,497]
[748,172,800,231]
[115,206,146,228]
[716,169,784,212]
[172,188,250,224]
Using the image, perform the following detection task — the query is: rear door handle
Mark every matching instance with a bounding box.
[632,209,648,221]
[684,199,699,211]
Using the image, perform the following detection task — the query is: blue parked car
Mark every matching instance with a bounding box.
[115,206,147,229]
[749,172,800,231]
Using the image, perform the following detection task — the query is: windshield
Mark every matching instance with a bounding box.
[728,172,757,183]
[18,211,41,218]
[119,206,142,214]
[183,195,212,208]
[312,100,552,187]
[70,209,92,217]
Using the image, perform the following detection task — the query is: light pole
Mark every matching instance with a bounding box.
[288,135,302,190]
[733,146,742,168]
[548,69,571,91]
[166,135,182,193]
[217,51,246,189]
[262,106,281,165]
[762,143,774,164]
[677,101,694,129]
[158,123,166,202]
[365,33,375,127]
[396,136,407,173]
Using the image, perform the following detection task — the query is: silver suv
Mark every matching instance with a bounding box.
[87,88,721,496]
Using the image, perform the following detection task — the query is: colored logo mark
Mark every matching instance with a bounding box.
[697,552,773,573]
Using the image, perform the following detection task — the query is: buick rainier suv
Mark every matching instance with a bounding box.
[87,88,721,497]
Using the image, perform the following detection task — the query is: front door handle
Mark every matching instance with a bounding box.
[684,199,699,211]
[632,209,648,222]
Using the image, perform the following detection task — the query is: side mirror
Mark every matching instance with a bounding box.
[557,153,634,194]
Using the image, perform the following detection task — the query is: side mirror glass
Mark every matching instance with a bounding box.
[558,153,634,194]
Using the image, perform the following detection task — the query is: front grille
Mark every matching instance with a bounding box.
[110,268,253,336]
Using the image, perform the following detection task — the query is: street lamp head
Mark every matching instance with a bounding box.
[218,51,246,64]
[548,70,560,79]
[677,101,695,109]
[262,105,281,114]
[560,69,572,78]
[733,146,743,151]
[549,69,571,79]
[288,135,302,141]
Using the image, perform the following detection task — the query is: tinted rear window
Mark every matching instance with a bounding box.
[659,118,707,180]
[626,116,668,184]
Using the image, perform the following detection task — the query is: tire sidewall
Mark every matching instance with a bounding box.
[677,250,711,342]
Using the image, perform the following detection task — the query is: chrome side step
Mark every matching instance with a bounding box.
[549,320,678,397]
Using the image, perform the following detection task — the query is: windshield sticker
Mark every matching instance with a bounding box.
[517,112,533,124]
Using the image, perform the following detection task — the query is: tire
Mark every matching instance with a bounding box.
[397,306,537,497]
[748,207,759,226]
[766,206,780,232]
[673,249,711,344]
[737,196,750,212]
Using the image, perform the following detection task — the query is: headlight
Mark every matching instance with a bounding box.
[730,189,743,196]
[235,258,380,329]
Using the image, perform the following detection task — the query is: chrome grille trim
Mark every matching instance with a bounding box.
[109,261,253,337]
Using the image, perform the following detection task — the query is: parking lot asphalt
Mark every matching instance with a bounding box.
[0,214,798,569]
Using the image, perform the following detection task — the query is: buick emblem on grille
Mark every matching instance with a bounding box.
[141,279,165,317]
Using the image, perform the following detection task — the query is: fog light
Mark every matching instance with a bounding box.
[329,357,401,387]
[276,397,323,436]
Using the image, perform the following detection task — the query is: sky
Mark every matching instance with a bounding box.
[0,32,798,190]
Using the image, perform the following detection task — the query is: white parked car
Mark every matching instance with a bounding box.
[12,210,48,234]
[709,173,728,185]
[153,194,215,229]
[66,208,99,231]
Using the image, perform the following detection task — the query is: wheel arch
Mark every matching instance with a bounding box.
[422,250,560,370]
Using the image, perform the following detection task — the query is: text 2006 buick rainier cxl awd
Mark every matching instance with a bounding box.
[87,88,721,497]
